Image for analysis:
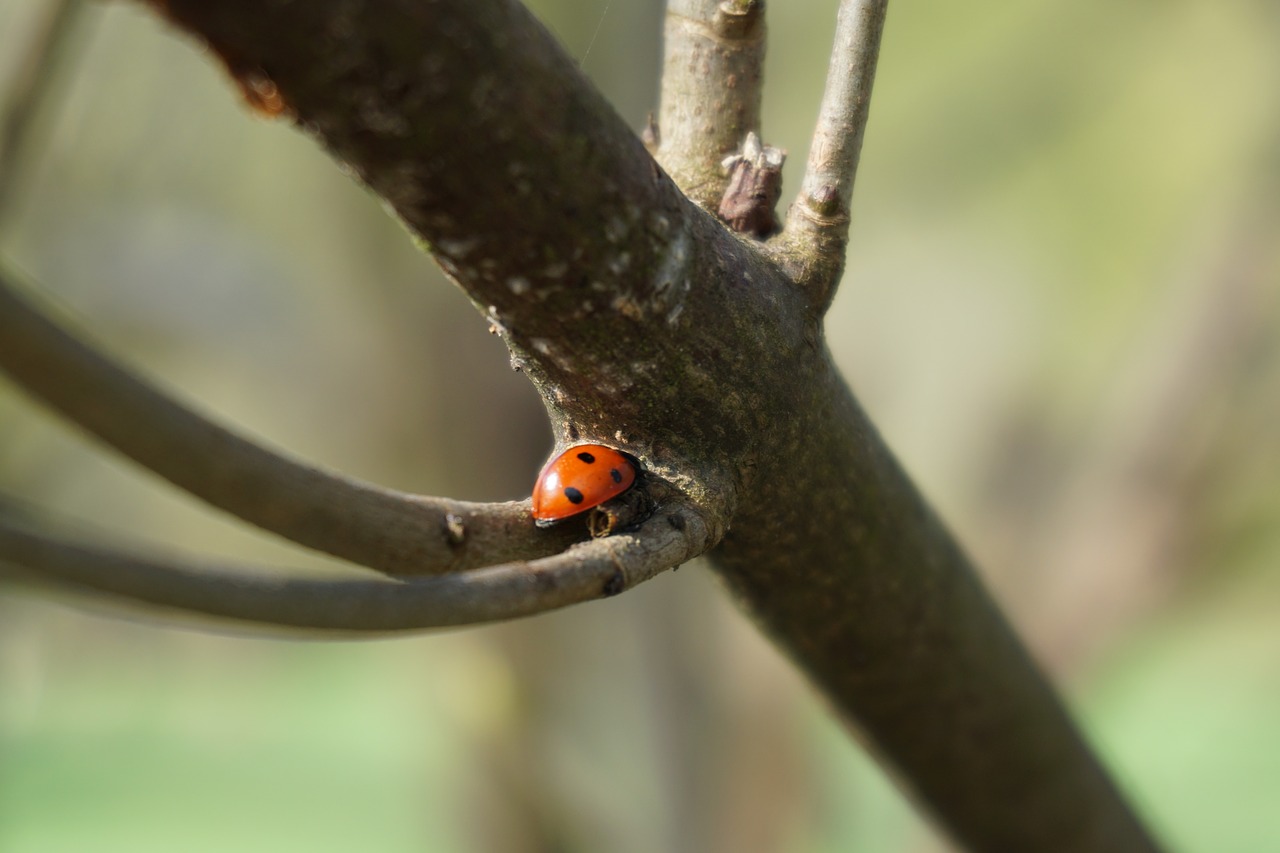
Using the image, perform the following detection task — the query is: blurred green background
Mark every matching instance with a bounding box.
[1,0,1278,850]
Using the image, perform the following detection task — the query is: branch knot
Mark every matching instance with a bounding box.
[718,132,785,238]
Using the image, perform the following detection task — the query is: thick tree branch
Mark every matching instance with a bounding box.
[0,264,580,575]
[0,503,710,631]
[655,0,767,211]
[143,0,793,532]
[775,0,889,311]
[712,365,1162,852]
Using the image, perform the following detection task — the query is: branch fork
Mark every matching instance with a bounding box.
[0,1,1165,849]
[773,0,890,311]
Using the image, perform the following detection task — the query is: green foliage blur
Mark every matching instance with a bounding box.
[2,0,1278,850]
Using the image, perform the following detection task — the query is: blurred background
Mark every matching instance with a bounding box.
[1,0,1277,850]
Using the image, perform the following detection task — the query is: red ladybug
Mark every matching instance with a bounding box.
[532,444,638,526]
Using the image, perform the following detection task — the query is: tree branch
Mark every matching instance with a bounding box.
[775,0,889,311]
[713,368,1162,852]
[0,0,88,229]
[655,0,767,211]
[143,0,793,532]
[6,1,1163,849]
[0,263,580,575]
[0,502,710,631]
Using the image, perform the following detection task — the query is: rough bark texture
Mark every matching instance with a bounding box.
[717,364,1151,849]
[657,0,766,210]
[38,0,1161,849]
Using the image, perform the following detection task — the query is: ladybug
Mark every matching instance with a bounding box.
[532,444,638,527]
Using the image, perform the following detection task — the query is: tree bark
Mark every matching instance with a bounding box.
[6,0,1162,849]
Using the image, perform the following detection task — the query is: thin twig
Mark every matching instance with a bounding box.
[0,503,710,632]
[0,263,580,575]
[656,0,767,210]
[0,0,88,230]
[777,0,888,311]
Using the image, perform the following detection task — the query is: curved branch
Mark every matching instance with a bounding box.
[776,0,889,311]
[0,263,580,575]
[656,0,767,210]
[0,502,711,631]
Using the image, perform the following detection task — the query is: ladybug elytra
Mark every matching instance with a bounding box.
[532,444,637,527]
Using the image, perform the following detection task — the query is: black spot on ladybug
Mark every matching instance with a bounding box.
[609,468,623,483]
[576,451,596,464]
[564,486,585,504]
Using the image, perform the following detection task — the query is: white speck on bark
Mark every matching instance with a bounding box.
[652,227,691,306]
[608,253,631,275]
[438,236,479,258]
[604,216,628,243]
